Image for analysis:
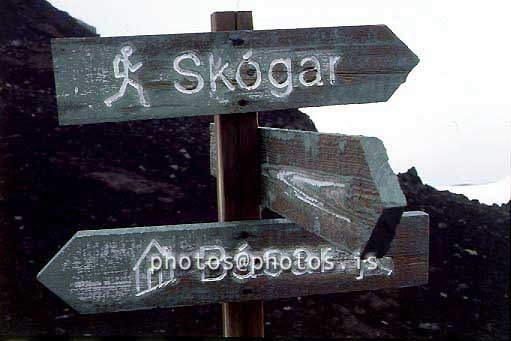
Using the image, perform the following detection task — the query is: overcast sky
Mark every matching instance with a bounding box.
[48,0,510,188]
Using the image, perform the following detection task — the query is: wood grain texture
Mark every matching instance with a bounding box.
[37,212,428,314]
[52,25,419,125]
[210,11,263,337]
[214,113,260,222]
[210,126,406,253]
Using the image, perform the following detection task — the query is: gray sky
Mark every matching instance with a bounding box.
[48,0,510,187]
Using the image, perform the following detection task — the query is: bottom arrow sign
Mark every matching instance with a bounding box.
[38,212,428,314]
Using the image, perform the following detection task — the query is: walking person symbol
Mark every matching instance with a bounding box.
[104,45,150,108]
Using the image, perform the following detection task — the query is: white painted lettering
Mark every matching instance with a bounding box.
[268,58,293,98]
[299,56,323,87]
[263,249,283,277]
[292,248,310,276]
[280,254,292,271]
[233,243,256,280]
[200,245,227,282]
[133,239,394,296]
[173,52,204,94]
[179,255,191,270]
[366,256,378,271]
[236,50,262,90]
[209,54,235,92]
[329,55,342,85]
[307,254,322,271]
[150,256,162,274]
[321,247,334,271]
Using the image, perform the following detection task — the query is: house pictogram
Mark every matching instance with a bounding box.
[133,239,175,297]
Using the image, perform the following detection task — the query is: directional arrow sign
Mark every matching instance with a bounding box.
[211,126,406,253]
[38,214,428,314]
[52,25,418,125]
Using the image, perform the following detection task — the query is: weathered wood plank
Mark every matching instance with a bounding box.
[210,126,406,253]
[37,212,428,314]
[52,25,419,125]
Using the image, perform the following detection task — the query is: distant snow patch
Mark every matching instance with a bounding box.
[437,176,510,205]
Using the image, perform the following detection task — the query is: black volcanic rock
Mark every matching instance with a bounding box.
[0,0,508,338]
[397,168,509,338]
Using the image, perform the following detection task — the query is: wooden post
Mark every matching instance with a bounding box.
[211,11,265,337]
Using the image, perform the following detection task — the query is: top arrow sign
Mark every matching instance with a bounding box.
[51,25,419,125]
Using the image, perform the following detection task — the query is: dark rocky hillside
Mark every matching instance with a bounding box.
[1,0,509,337]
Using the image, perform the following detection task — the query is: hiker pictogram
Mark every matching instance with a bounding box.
[104,45,150,108]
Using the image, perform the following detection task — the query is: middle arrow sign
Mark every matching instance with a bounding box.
[211,126,406,253]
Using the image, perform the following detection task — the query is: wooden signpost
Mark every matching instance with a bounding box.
[51,24,419,125]
[39,10,428,337]
[210,126,407,253]
[210,12,263,336]
[37,214,428,314]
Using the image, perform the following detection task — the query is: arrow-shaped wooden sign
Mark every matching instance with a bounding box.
[52,25,418,125]
[37,213,428,314]
[211,126,406,253]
